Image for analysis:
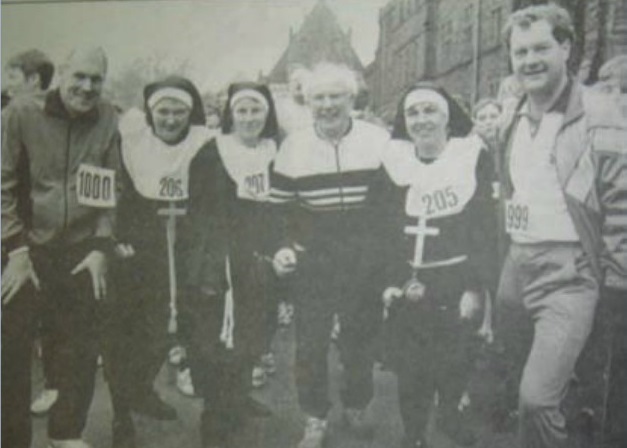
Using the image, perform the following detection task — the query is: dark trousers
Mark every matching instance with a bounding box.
[195,355,252,447]
[1,253,38,448]
[103,257,170,418]
[40,292,60,390]
[103,259,170,418]
[292,249,381,419]
[603,293,627,448]
[183,289,254,447]
[17,246,101,440]
[388,264,478,443]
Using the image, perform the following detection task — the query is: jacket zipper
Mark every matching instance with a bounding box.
[333,141,344,212]
[63,122,72,236]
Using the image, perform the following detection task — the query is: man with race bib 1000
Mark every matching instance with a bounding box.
[1,47,120,448]
[495,5,627,448]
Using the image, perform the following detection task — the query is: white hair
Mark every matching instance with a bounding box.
[302,63,359,98]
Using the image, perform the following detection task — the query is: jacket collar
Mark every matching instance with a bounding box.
[559,80,585,128]
[515,79,584,128]
[500,79,587,191]
[44,89,100,122]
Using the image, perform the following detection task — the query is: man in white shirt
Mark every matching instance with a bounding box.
[495,5,627,448]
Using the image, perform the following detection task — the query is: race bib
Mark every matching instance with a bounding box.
[158,176,185,200]
[406,185,462,219]
[505,200,529,233]
[77,164,116,207]
[238,171,270,200]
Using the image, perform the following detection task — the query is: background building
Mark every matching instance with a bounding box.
[263,0,365,100]
[367,0,627,121]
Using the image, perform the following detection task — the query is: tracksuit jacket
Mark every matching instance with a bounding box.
[498,81,627,291]
[1,89,120,253]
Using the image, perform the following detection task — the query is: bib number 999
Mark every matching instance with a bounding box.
[506,201,529,233]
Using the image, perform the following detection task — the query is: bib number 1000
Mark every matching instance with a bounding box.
[77,164,116,208]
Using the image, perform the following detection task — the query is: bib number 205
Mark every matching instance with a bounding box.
[77,164,115,208]
[422,186,459,216]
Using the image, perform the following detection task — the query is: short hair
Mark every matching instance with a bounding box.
[6,49,54,90]
[599,55,627,93]
[472,98,502,119]
[302,63,359,98]
[502,3,575,48]
[62,47,108,76]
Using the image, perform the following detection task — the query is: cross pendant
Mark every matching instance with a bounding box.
[404,215,440,269]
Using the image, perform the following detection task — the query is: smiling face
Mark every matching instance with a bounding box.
[59,50,107,116]
[151,97,192,144]
[308,81,354,136]
[509,20,570,101]
[404,100,448,152]
[231,97,268,145]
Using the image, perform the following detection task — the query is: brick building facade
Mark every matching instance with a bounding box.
[367,0,627,121]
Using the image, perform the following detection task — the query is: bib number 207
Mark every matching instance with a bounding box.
[77,164,115,208]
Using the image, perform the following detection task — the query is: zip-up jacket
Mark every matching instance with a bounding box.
[499,82,627,290]
[1,89,121,253]
[270,119,390,253]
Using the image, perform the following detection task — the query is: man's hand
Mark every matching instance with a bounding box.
[71,250,107,300]
[1,249,40,305]
[382,286,403,308]
[459,290,482,320]
[114,243,135,259]
[272,247,297,277]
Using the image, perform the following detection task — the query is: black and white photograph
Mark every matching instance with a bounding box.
[1,1,626,448]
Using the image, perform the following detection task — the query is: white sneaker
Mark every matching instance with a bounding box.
[48,439,93,448]
[252,366,268,388]
[176,368,195,397]
[330,314,341,341]
[458,391,471,411]
[278,302,294,327]
[31,389,58,415]
[169,345,186,365]
[260,352,276,375]
[298,416,327,448]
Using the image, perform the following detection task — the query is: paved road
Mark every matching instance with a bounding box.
[30,326,518,448]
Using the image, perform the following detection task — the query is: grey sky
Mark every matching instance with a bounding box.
[1,0,390,92]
